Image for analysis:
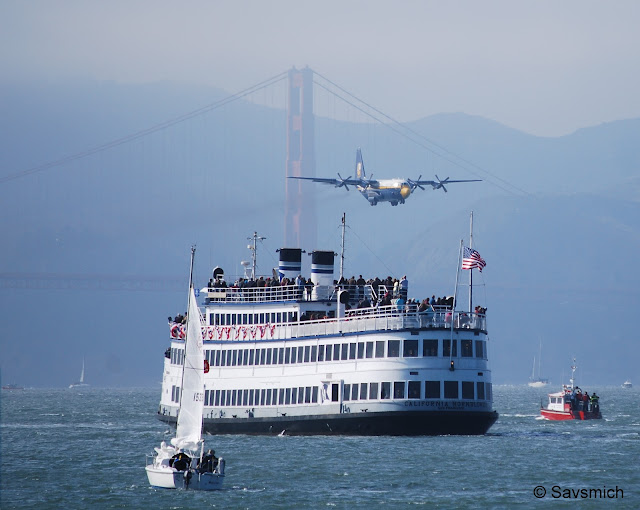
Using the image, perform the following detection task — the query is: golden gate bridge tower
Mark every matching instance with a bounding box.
[285,67,316,250]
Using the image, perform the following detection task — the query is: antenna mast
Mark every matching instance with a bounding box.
[248,232,266,280]
[340,213,346,281]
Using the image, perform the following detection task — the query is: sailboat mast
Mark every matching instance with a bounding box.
[179,246,197,407]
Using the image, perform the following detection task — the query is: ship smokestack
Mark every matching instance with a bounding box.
[310,250,335,300]
[277,248,302,281]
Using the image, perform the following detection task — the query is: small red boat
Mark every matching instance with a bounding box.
[540,359,601,421]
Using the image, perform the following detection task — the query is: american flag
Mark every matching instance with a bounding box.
[462,246,486,272]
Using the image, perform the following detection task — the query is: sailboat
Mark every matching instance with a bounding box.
[528,342,549,388]
[146,247,225,490]
[69,358,89,388]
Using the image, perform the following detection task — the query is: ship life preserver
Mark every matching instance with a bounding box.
[204,359,210,373]
[170,323,180,338]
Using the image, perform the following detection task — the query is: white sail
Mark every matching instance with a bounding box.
[172,286,205,452]
[79,358,85,384]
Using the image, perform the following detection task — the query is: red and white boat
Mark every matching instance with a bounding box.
[540,359,601,421]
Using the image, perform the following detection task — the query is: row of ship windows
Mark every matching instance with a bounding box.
[169,338,486,367]
[170,380,493,407]
[209,311,298,326]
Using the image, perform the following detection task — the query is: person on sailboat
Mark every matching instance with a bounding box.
[198,449,218,473]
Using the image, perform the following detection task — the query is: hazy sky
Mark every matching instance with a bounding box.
[2,1,639,136]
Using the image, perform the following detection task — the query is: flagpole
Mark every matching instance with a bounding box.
[469,211,473,313]
[450,239,463,370]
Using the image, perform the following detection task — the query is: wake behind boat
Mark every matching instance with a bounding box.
[146,247,225,490]
[540,359,601,421]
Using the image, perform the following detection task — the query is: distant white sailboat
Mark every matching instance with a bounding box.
[69,358,89,389]
[528,342,549,387]
[622,380,632,389]
[145,247,225,490]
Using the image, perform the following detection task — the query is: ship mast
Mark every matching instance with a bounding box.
[339,213,346,281]
[469,211,473,313]
[247,232,266,280]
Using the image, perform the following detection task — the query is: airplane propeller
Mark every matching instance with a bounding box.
[408,175,425,191]
[434,175,450,193]
[336,173,352,191]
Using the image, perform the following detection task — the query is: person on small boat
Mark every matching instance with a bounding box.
[198,449,218,473]
[169,451,191,471]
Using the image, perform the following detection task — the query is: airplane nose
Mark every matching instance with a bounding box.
[400,185,411,198]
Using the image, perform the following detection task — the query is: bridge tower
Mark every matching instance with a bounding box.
[285,67,316,250]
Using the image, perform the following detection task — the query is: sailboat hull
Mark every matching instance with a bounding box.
[145,465,224,490]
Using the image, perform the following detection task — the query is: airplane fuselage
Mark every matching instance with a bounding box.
[357,179,412,206]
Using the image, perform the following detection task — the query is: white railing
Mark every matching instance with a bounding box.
[170,307,487,342]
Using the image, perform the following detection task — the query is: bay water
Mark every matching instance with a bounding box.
[1,385,638,509]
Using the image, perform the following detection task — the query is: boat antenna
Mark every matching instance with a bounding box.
[569,357,577,390]
[339,213,346,281]
[247,232,266,280]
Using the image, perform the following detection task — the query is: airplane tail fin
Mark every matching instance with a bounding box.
[355,148,366,179]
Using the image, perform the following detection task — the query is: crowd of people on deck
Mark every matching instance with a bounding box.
[565,386,600,413]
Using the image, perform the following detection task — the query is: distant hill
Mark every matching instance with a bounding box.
[0,79,638,387]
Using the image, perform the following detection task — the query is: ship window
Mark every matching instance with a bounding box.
[215,350,221,366]
[232,315,238,326]
[477,382,485,400]
[277,313,282,323]
[423,339,438,357]
[248,314,253,325]
[393,381,405,399]
[305,387,311,403]
[272,389,278,405]
[366,342,374,358]
[232,350,238,366]
[279,388,285,405]
[311,345,317,362]
[357,342,365,359]
[444,381,459,399]
[205,390,210,406]
[486,383,492,401]
[232,390,237,406]
[298,387,304,404]
[285,347,291,364]
[291,311,298,322]
[340,344,348,360]
[461,340,473,357]
[267,348,273,365]
[209,314,214,326]
[220,351,226,367]
[291,387,298,404]
[304,346,310,362]
[349,343,357,360]
[360,383,368,400]
[205,350,210,364]
[325,345,332,361]
[243,349,249,366]
[343,384,351,401]
[462,382,474,399]
[249,389,254,406]
[259,348,266,365]
[278,347,285,364]
[260,389,266,406]
[266,389,272,405]
[290,346,297,363]
[312,386,318,403]
[171,385,176,402]
[271,313,276,323]
[369,382,379,400]
[443,340,457,357]
[285,388,291,405]
[388,340,400,358]
[375,341,385,358]
[248,349,255,365]
[219,390,226,406]
[404,339,418,357]
[215,390,220,406]
[259,314,265,324]
[331,383,339,402]
[254,314,258,324]
[226,390,232,406]
[297,347,304,363]
[318,345,325,361]
[333,344,341,361]
[242,389,248,406]
[381,382,391,399]
[475,340,484,359]
[408,381,421,399]
[351,384,359,401]
[225,314,230,325]
[425,381,440,399]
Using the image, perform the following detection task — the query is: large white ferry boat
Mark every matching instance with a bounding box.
[156,230,498,436]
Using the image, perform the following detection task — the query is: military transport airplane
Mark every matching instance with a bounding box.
[288,148,481,206]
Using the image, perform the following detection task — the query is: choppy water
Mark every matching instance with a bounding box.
[1,385,638,509]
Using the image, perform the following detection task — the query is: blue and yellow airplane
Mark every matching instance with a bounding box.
[288,149,480,206]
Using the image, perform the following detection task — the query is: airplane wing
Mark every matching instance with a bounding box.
[288,175,363,189]
[409,175,481,193]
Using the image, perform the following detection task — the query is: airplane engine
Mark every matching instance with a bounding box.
[400,184,412,199]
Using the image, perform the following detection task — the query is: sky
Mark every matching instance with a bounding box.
[1,0,639,136]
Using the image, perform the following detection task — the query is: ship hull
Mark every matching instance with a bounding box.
[540,409,601,421]
[159,409,499,436]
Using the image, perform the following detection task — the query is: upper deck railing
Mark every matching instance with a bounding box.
[169,305,487,342]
